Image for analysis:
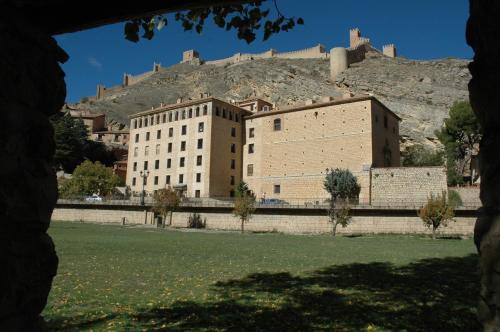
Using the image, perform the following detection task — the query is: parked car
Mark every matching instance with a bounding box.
[261,198,289,205]
[85,194,103,202]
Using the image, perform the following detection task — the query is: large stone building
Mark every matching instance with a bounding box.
[126,94,400,202]
[126,96,249,198]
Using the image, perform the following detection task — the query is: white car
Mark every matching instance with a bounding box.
[85,194,103,202]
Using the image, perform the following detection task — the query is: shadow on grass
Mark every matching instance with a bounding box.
[47,255,479,331]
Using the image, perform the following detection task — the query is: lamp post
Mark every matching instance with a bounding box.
[139,170,149,206]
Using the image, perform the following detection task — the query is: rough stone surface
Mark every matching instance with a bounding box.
[77,54,470,149]
[467,0,500,329]
[0,9,67,330]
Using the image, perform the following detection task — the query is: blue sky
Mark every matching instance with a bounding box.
[56,0,471,103]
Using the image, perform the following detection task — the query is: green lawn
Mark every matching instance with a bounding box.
[44,221,479,331]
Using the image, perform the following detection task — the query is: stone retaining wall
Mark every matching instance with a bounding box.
[52,203,476,236]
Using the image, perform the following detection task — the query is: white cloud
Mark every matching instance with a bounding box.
[88,57,102,70]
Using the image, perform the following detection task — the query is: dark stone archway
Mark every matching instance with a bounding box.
[467,0,500,329]
[0,0,499,330]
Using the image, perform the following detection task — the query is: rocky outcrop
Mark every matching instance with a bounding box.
[0,8,66,330]
[78,53,470,149]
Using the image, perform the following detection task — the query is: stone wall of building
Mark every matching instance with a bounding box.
[370,167,448,207]
[451,186,481,207]
[52,207,150,224]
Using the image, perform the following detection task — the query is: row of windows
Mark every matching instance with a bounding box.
[134,139,204,156]
[132,104,243,129]
[133,155,205,171]
[134,123,205,143]
[134,157,236,170]
[131,174,236,187]
[133,106,209,129]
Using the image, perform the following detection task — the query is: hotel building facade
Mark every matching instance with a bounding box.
[126,95,400,203]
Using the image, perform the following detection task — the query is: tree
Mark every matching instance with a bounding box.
[59,160,123,198]
[436,101,482,185]
[324,168,361,236]
[236,181,250,197]
[124,1,304,44]
[401,144,445,167]
[50,112,89,173]
[418,191,455,239]
[152,187,181,226]
[233,188,256,233]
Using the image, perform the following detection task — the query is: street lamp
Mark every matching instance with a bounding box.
[139,170,149,205]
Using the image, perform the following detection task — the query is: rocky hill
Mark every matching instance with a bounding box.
[78,52,470,148]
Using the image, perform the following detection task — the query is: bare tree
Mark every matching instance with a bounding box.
[152,187,180,226]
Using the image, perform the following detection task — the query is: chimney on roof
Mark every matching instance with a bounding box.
[199,93,204,99]
[176,97,183,104]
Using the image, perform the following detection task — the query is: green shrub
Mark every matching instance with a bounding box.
[188,213,206,229]
[418,191,455,239]
[448,190,463,208]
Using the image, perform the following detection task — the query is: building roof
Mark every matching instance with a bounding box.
[236,97,273,105]
[94,130,130,134]
[244,95,402,121]
[129,97,252,119]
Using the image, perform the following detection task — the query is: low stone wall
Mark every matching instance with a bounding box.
[52,202,476,236]
[370,167,448,207]
[451,187,481,207]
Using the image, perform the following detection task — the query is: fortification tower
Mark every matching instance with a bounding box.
[330,47,348,81]
[181,50,200,63]
[350,28,361,48]
[383,44,397,58]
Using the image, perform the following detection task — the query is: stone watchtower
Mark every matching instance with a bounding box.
[181,50,200,63]
[383,44,397,58]
[349,28,361,48]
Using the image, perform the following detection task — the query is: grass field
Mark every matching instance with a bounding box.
[44,222,479,331]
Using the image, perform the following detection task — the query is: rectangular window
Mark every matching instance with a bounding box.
[231,159,235,169]
[179,174,184,184]
[180,141,186,151]
[203,105,208,115]
[169,127,173,137]
[196,173,201,183]
[231,127,236,137]
[247,164,254,176]
[134,147,138,157]
[188,109,192,118]
[198,122,204,132]
[274,184,281,194]
[157,130,161,139]
[231,144,236,153]
[133,162,137,171]
[229,112,233,121]
[182,125,187,135]
[166,175,170,185]
[248,144,254,154]
[168,142,172,153]
[230,176,235,185]
[175,112,179,121]
[169,112,173,122]
[146,132,150,141]
[144,118,148,127]
[156,115,160,124]
[143,161,148,170]
[196,155,202,166]
[235,113,239,122]
[155,160,159,169]
[249,128,255,138]
[143,176,147,186]
[179,157,185,167]
[154,176,158,185]
[195,190,200,198]
[155,144,160,155]
[222,109,227,118]
[135,133,139,143]
[197,139,203,149]
[162,114,166,123]
[145,146,149,156]
[133,120,137,129]
[167,158,171,169]
[181,110,186,120]
[132,177,136,186]
[215,107,220,116]
[195,107,200,117]
[273,118,281,131]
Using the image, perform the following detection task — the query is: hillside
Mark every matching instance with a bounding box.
[78,52,470,148]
